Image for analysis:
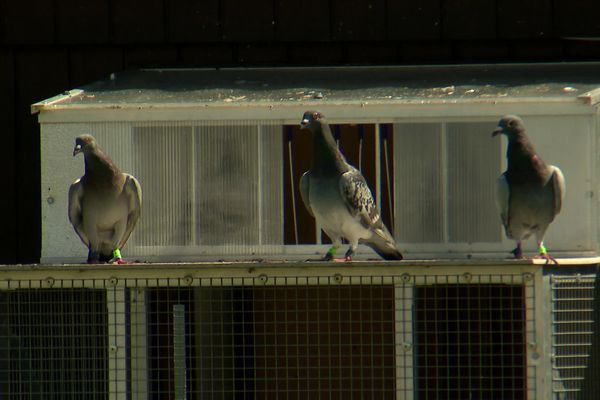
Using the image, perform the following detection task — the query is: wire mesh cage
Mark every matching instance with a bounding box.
[551,274,596,399]
[0,266,540,399]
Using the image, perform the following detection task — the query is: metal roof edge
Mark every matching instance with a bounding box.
[142,61,600,74]
[578,88,600,106]
[31,89,85,115]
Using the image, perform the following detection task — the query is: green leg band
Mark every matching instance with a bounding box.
[538,244,547,255]
[113,249,122,259]
[327,247,337,256]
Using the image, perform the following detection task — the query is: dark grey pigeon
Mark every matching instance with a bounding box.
[299,111,403,261]
[68,134,142,264]
[493,115,565,261]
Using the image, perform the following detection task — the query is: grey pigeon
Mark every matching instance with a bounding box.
[299,111,403,261]
[68,134,142,264]
[493,115,565,260]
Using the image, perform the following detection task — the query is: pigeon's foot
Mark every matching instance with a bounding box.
[321,246,339,262]
[321,253,334,261]
[534,243,558,264]
[332,256,352,263]
[511,246,524,259]
[534,253,559,265]
[87,250,101,264]
[112,258,126,265]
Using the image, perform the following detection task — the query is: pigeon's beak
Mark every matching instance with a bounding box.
[300,118,310,129]
[73,144,82,156]
[492,127,503,137]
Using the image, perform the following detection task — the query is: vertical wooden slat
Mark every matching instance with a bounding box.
[165,0,220,42]
[331,0,386,41]
[497,0,552,38]
[221,0,275,41]
[111,0,165,44]
[442,0,497,39]
[387,0,441,40]
[56,0,110,44]
[0,50,16,263]
[274,0,330,41]
[3,1,55,44]
[16,49,69,263]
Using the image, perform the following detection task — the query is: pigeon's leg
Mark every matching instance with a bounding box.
[111,249,126,265]
[87,249,101,264]
[511,242,524,259]
[332,242,357,263]
[321,235,344,261]
[534,241,558,265]
[322,245,339,261]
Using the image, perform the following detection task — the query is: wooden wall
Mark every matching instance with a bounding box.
[1,0,600,263]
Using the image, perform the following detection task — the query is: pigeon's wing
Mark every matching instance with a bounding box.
[496,173,510,228]
[339,167,382,230]
[299,171,314,217]
[116,173,142,250]
[68,178,90,248]
[550,165,566,215]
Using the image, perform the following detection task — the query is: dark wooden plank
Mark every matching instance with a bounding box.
[455,40,509,61]
[221,0,274,41]
[512,39,564,60]
[166,0,219,42]
[289,43,344,65]
[111,0,165,43]
[4,0,54,44]
[56,0,109,44]
[344,43,399,64]
[274,0,330,41]
[565,40,600,58]
[497,0,552,38]
[387,0,441,40]
[124,46,179,68]
[401,41,453,63]
[15,49,70,263]
[0,50,17,263]
[442,0,496,39]
[69,48,123,88]
[331,0,385,41]
[554,0,600,37]
[237,44,287,65]
[180,45,234,66]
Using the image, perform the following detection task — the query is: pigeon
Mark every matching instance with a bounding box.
[299,111,403,261]
[493,115,565,261]
[68,134,142,264]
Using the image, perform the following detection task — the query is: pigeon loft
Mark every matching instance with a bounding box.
[33,63,600,263]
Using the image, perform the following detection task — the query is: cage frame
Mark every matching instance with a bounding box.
[2,259,589,399]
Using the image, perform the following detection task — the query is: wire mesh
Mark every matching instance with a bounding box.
[0,271,536,399]
[551,274,596,399]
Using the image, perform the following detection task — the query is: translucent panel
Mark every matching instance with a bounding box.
[394,123,444,243]
[88,121,283,258]
[133,124,194,247]
[447,122,501,243]
[195,125,260,246]
[259,125,284,246]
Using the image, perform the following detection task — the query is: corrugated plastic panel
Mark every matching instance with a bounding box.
[446,122,501,243]
[93,121,283,258]
[394,123,444,243]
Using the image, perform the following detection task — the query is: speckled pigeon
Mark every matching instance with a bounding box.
[299,111,403,261]
[68,134,142,264]
[493,115,565,261]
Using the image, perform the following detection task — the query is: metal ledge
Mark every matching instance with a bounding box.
[0,258,596,289]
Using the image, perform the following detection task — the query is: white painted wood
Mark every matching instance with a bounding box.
[107,287,127,400]
[130,288,149,400]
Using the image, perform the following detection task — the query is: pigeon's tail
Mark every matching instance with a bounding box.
[364,227,403,260]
